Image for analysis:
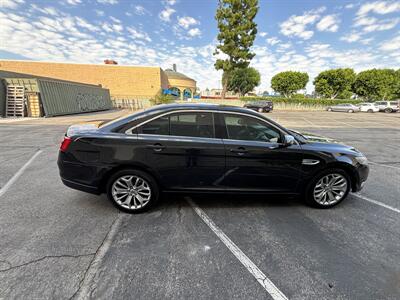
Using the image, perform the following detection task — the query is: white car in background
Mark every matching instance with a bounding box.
[358,103,379,113]
[374,101,400,113]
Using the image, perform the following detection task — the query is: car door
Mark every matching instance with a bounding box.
[217,113,303,193]
[135,111,226,191]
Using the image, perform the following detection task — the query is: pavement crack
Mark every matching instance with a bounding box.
[0,254,94,272]
[69,213,122,300]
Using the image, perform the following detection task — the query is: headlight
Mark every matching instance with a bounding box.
[355,156,368,165]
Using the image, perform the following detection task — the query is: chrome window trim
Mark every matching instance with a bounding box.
[125,109,296,144]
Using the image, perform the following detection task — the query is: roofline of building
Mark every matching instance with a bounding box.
[0,59,161,70]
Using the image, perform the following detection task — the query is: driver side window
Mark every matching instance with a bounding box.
[223,114,282,143]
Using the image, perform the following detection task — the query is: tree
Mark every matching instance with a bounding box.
[313,68,355,99]
[214,0,258,99]
[227,67,260,96]
[271,71,309,98]
[353,69,398,101]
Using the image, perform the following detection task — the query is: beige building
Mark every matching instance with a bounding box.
[0,60,196,100]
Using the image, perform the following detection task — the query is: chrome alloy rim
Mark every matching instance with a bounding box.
[112,175,151,210]
[313,173,348,205]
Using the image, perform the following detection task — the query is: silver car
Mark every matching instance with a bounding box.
[326,103,360,113]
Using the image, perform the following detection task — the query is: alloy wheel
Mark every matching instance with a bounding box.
[112,175,151,210]
[313,173,348,205]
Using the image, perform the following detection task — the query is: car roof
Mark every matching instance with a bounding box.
[100,103,284,132]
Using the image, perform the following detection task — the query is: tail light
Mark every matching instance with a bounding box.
[60,136,72,152]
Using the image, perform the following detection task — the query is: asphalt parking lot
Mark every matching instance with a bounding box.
[0,110,399,299]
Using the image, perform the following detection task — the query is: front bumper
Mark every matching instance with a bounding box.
[353,164,369,192]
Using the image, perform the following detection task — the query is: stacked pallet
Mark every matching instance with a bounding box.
[6,85,25,117]
[27,93,41,117]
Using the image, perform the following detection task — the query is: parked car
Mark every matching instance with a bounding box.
[326,103,360,113]
[243,100,273,113]
[373,101,399,113]
[358,103,379,113]
[58,103,369,213]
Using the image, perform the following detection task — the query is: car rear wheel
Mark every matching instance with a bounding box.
[107,169,159,213]
[327,107,332,112]
[384,108,392,113]
[258,108,264,113]
[367,109,373,113]
[305,169,350,208]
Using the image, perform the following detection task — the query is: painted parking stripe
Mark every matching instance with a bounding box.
[0,149,42,198]
[353,193,400,214]
[186,197,288,300]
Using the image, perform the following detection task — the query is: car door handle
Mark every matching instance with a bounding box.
[146,143,165,152]
[230,147,248,155]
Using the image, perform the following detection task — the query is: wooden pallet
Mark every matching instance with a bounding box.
[27,93,41,117]
[6,85,25,117]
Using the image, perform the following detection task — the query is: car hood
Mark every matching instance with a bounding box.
[292,130,361,155]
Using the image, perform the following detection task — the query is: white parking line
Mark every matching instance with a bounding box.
[353,193,400,214]
[76,214,124,300]
[369,161,400,171]
[0,149,42,198]
[186,197,288,300]
[302,118,316,127]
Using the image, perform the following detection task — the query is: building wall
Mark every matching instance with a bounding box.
[0,60,165,100]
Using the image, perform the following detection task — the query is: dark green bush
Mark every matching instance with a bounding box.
[240,96,362,106]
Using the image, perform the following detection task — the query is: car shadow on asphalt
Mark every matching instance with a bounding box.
[160,193,304,210]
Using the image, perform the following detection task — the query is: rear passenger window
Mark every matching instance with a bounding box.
[170,112,214,138]
[139,116,169,135]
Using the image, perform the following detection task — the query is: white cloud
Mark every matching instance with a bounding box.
[95,9,104,17]
[354,1,400,33]
[259,32,267,37]
[159,7,176,22]
[97,0,118,4]
[177,16,198,29]
[362,18,399,32]
[164,0,177,5]
[0,0,24,9]
[280,7,325,39]
[127,27,152,42]
[316,15,340,32]
[66,0,81,5]
[340,32,361,43]
[345,4,355,9]
[380,35,400,51]
[357,1,400,16]
[266,37,280,46]
[188,28,201,37]
[134,5,150,16]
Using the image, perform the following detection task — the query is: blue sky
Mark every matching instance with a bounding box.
[0,0,399,92]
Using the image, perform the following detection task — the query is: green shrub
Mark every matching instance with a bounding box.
[240,96,362,106]
[150,94,175,106]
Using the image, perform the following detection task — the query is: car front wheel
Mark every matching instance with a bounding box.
[258,108,264,113]
[348,109,354,113]
[107,169,159,213]
[305,169,351,208]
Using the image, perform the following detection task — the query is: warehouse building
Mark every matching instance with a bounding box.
[0,70,112,117]
[0,60,197,102]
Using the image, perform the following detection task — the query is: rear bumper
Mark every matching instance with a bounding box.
[61,178,100,195]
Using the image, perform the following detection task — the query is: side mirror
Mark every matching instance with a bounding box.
[284,135,296,146]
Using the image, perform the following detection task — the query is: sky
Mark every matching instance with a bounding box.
[0,0,399,93]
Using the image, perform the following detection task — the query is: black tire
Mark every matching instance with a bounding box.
[258,108,264,113]
[106,169,159,213]
[367,109,373,113]
[327,107,332,112]
[304,168,351,209]
[348,109,354,113]
[384,108,392,113]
